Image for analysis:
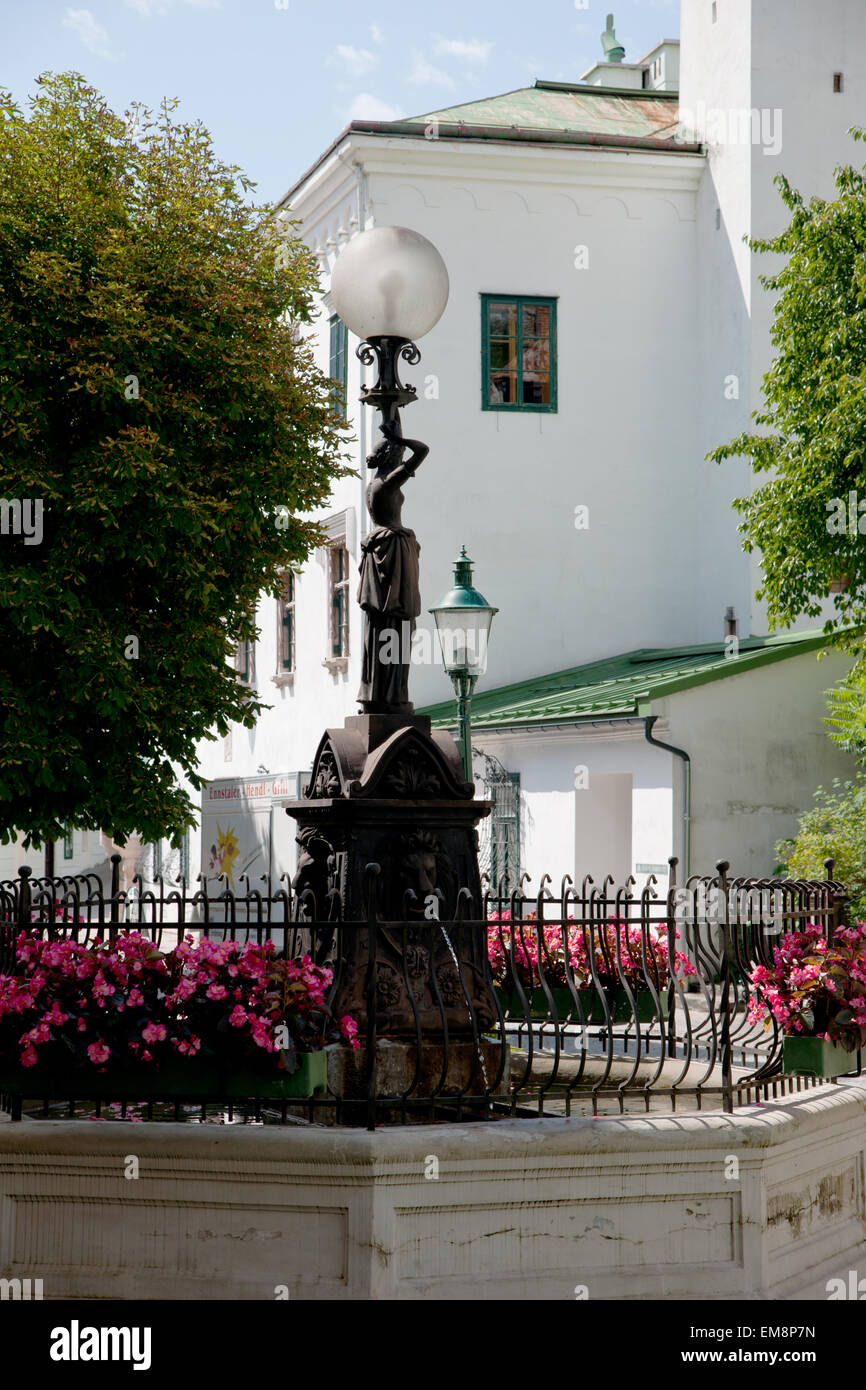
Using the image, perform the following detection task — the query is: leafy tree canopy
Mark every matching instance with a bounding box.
[0,73,349,848]
[776,777,866,921]
[710,134,866,757]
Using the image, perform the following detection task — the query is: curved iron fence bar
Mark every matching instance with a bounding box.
[529,876,567,1099]
[632,882,671,1106]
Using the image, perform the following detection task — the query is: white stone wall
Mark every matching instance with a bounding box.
[3,1082,866,1299]
[665,647,855,878]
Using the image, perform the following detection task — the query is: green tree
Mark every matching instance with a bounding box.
[0,74,348,849]
[710,134,866,755]
[776,778,866,921]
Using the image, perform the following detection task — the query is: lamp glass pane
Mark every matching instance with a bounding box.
[434,608,492,676]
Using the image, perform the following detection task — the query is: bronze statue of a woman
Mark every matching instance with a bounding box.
[357,416,429,712]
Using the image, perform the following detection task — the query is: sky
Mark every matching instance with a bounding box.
[4,0,680,205]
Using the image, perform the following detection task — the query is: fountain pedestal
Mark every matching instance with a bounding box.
[283,714,497,1043]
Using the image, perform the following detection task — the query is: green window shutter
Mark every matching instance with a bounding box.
[331,546,348,657]
[281,572,295,671]
[481,294,557,414]
[329,315,348,421]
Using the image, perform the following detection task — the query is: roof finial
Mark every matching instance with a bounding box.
[601,12,625,64]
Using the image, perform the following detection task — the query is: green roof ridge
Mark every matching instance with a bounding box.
[419,629,833,728]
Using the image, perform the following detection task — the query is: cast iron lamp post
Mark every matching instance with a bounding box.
[286,226,499,1068]
[330,226,449,714]
[430,549,498,782]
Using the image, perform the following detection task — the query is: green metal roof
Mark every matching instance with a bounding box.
[419,629,832,731]
[280,80,697,210]
[405,80,680,143]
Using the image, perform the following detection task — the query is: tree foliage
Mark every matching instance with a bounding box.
[776,778,866,921]
[0,74,348,848]
[710,134,866,754]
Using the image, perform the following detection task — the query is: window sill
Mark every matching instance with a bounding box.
[322,657,349,676]
[272,671,295,689]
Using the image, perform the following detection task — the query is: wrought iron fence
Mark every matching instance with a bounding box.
[0,854,853,1129]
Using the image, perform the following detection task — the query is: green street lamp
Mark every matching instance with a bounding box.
[430,548,498,781]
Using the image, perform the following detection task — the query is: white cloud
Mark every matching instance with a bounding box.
[62,8,123,59]
[123,0,219,13]
[345,92,401,123]
[123,0,168,14]
[408,55,455,88]
[333,44,378,78]
[435,37,492,65]
[370,22,384,45]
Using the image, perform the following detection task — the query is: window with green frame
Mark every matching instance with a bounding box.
[329,314,348,420]
[235,639,255,685]
[329,544,349,658]
[481,294,557,412]
[63,829,73,860]
[279,571,295,673]
[487,771,521,885]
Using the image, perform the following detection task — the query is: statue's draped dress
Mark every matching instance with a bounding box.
[357,473,420,708]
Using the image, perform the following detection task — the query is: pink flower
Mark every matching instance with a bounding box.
[20,1045,38,1067]
[205,984,228,1001]
[87,1041,111,1065]
[141,1023,167,1043]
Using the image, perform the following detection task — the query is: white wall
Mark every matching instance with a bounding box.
[574,771,633,884]
[680,0,866,638]
[666,648,856,878]
[474,727,673,891]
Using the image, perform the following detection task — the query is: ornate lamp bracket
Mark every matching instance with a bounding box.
[357,335,421,422]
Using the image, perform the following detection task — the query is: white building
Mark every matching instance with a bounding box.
[187,0,865,896]
[10,1,856,896]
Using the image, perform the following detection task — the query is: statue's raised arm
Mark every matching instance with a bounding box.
[376,417,429,489]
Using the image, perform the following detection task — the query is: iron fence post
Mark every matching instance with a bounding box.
[17,865,31,932]
[109,853,122,941]
[666,856,678,1058]
[825,856,844,941]
[717,859,733,1113]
